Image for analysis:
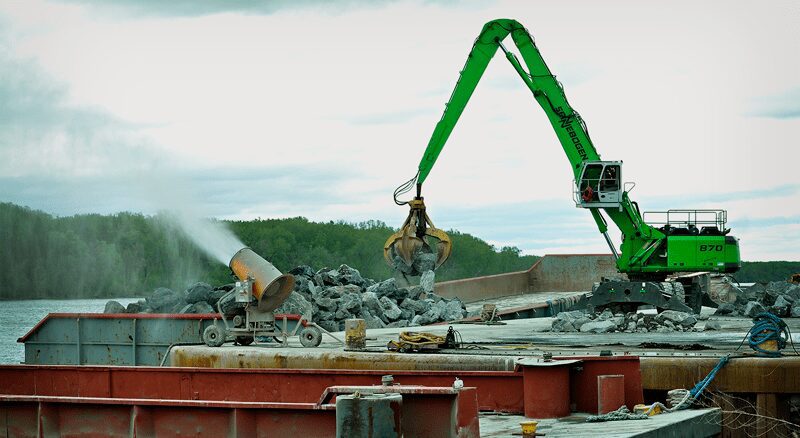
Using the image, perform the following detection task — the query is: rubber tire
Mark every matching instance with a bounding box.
[203,325,226,347]
[299,326,322,348]
[235,336,254,346]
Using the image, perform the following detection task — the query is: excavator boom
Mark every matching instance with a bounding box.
[416,19,599,185]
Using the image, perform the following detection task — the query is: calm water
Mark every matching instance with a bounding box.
[0,298,140,364]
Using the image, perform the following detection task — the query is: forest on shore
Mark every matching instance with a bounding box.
[0,202,537,299]
[0,202,797,299]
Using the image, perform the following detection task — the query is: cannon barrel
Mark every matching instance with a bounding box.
[229,247,295,312]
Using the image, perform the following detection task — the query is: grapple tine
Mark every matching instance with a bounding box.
[385,197,452,274]
[424,227,452,268]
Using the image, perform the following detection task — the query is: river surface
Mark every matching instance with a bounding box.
[0,298,140,364]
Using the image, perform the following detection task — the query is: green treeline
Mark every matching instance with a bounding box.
[735,261,800,284]
[0,202,538,299]
[0,203,215,299]
[1,202,796,299]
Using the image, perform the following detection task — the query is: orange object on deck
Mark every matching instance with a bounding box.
[229,247,294,312]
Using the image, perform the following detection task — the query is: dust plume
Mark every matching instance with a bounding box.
[160,210,244,265]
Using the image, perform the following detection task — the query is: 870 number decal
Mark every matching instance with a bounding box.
[699,244,723,251]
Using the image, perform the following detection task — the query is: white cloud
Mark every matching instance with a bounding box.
[0,0,798,261]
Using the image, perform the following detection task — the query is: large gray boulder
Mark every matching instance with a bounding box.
[316,310,335,322]
[340,293,362,314]
[390,287,410,301]
[399,308,414,321]
[714,303,736,315]
[399,298,431,315]
[316,296,338,312]
[766,281,792,296]
[441,300,466,321]
[572,315,592,331]
[597,309,614,321]
[289,265,315,278]
[314,268,342,287]
[416,305,443,325]
[186,282,213,304]
[744,301,766,318]
[146,287,186,312]
[361,292,383,315]
[431,300,449,319]
[358,309,386,329]
[579,320,617,333]
[733,283,758,306]
[412,252,437,274]
[392,256,415,275]
[420,270,436,293]
[379,296,402,321]
[770,295,792,317]
[104,300,126,314]
[126,300,148,313]
[425,292,445,303]
[322,284,361,299]
[336,264,365,286]
[406,286,425,300]
[386,320,410,328]
[656,310,697,328]
[276,292,312,316]
[317,320,339,332]
[367,279,400,299]
[551,316,576,332]
[786,285,800,302]
[335,308,352,320]
[293,276,314,297]
[552,310,592,331]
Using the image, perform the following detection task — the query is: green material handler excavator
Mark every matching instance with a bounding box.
[385,19,741,314]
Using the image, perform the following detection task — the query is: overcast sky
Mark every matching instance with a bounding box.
[0,0,798,261]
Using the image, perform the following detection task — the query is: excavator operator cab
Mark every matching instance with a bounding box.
[574,161,624,209]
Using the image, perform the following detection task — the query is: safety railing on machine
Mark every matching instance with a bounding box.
[643,209,728,232]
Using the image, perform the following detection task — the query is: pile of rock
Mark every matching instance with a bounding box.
[550,309,707,333]
[715,280,800,318]
[104,282,231,315]
[390,246,438,278]
[104,264,467,332]
[277,265,467,332]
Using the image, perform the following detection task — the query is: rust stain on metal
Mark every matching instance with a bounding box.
[640,356,800,393]
[344,319,367,351]
[229,247,294,311]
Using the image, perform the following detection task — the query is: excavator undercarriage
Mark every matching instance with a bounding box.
[591,272,719,314]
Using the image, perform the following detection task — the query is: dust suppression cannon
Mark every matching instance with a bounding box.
[202,247,324,348]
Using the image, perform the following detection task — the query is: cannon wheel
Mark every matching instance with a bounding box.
[299,326,322,348]
[203,325,226,347]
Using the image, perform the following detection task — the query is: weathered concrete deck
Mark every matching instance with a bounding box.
[172,312,800,367]
[480,408,721,437]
